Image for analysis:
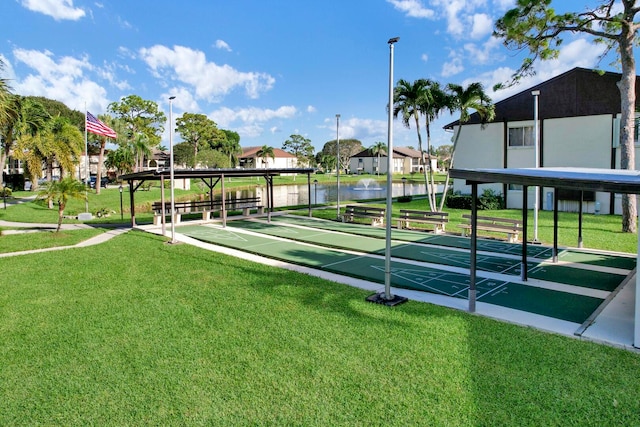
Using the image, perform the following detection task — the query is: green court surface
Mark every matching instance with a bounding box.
[225,218,627,292]
[177,223,604,324]
[270,215,637,270]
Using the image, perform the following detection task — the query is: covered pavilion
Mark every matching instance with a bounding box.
[449,167,640,348]
[119,167,315,229]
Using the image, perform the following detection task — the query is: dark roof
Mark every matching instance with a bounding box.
[120,167,315,181]
[449,167,640,194]
[444,67,640,129]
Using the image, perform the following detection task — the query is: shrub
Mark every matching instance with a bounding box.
[397,195,413,203]
[445,189,504,210]
[0,188,12,197]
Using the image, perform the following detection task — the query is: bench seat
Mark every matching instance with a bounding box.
[342,205,385,226]
[459,214,522,243]
[397,209,448,233]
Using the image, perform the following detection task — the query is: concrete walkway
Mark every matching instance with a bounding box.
[0,220,130,257]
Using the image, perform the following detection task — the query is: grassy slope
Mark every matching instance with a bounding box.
[0,231,638,425]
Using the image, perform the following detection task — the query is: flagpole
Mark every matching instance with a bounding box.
[84,107,89,213]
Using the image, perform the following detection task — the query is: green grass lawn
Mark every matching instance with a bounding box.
[0,230,638,425]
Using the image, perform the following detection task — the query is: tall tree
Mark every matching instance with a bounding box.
[108,95,166,171]
[494,0,640,232]
[256,145,275,168]
[218,129,241,167]
[321,139,363,174]
[439,82,495,211]
[393,78,436,210]
[7,98,50,186]
[37,177,87,232]
[175,113,223,168]
[105,146,134,176]
[369,141,387,175]
[282,134,314,167]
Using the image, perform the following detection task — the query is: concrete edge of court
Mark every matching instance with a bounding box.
[137,221,639,352]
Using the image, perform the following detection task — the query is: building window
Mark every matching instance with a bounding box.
[508,184,523,191]
[508,126,534,147]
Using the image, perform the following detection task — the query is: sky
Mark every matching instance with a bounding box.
[0,0,626,153]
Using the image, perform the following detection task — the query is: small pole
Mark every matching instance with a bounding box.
[119,184,124,220]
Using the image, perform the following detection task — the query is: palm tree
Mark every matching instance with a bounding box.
[256,145,275,168]
[438,82,495,211]
[369,141,387,175]
[105,146,135,176]
[131,132,153,172]
[393,79,436,211]
[37,176,87,232]
[419,80,452,210]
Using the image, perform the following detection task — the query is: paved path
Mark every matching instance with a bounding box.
[0,221,130,257]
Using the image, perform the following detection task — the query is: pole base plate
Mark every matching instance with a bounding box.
[366,292,408,307]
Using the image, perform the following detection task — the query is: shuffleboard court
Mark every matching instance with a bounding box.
[178,224,603,324]
[269,215,637,270]
[230,218,627,292]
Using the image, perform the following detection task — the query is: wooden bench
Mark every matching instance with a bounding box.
[152,197,263,225]
[342,205,385,226]
[458,214,523,243]
[397,210,448,233]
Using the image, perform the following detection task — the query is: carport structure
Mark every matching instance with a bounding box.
[449,167,640,348]
[119,167,315,230]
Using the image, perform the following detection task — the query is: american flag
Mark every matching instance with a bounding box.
[86,111,117,139]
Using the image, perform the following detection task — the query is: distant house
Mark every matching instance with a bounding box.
[239,146,298,169]
[443,67,640,215]
[348,146,437,175]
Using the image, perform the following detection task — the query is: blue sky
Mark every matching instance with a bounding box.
[0,0,622,152]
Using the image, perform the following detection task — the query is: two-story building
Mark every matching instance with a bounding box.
[444,67,640,215]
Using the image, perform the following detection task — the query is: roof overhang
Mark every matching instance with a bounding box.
[449,167,640,194]
[119,167,315,181]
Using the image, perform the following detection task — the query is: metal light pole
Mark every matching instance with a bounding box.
[532,90,540,243]
[119,184,123,220]
[365,37,407,306]
[336,114,341,219]
[402,176,407,196]
[314,179,318,205]
[169,96,177,244]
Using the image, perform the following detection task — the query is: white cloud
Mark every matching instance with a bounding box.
[11,48,110,112]
[492,0,515,11]
[323,116,388,143]
[459,37,609,103]
[138,44,275,101]
[441,50,464,77]
[470,13,493,39]
[421,53,429,62]
[307,105,316,113]
[464,37,502,65]
[20,0,85,21]
[387,0,435,19]
[209,105,297,139]
[215,40,232,52]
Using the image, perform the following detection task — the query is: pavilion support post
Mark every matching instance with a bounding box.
[553,187,559,263]
[578,191,584,248]
[221,174,226,228]
[128,180,136,227]
[160,175,166,236]
[469,182,478,313]
[635,195,640,348]
[307,174,312,217]
[521,185,528,281]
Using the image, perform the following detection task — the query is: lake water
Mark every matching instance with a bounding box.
[224,180,444,208]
